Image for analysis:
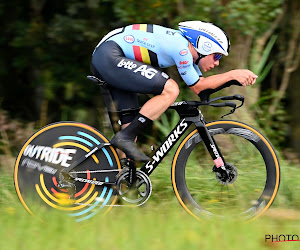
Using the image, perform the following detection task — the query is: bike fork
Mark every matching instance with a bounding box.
[195,119,226,169]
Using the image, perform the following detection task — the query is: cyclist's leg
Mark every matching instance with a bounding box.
[106,87,140,160]
[92,41,179,161]
[108,79,179,121]
[139,79,179,120]
[111,79,179,161]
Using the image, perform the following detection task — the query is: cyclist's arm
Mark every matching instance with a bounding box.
[189,70,258,94]
[189,72,233,94]
[170,40,202,86]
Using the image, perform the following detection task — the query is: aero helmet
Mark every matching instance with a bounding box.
[179,21,230,56]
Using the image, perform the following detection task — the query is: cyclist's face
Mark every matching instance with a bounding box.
[198,54,220,72]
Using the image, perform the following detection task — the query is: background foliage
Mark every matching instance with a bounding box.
[0,1,300,245]
[0,0,299,167]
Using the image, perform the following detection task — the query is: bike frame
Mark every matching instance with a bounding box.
[63,76,242,184]
[15,77,280,220]
[140,101,226,176]
[60,101,226,183]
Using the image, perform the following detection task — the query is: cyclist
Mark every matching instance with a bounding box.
[91,21,257,162]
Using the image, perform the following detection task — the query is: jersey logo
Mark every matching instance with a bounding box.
[138,117,146,123]
[133,65,158,79]
[161,72,169,79]
[178,65,191,69]
[179,61,189,65]
[117,59,158,79]
[124,35,135,43]
[166,30,176,36]
[179,49,188,56]
[117,59,137,70]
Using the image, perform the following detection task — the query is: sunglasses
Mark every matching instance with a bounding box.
[214,54,222,61]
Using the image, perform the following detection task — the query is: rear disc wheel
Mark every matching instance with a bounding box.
[14,122,121,222]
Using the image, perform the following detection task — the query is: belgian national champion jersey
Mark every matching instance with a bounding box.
[94,24,202,86]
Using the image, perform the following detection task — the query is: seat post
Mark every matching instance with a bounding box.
[87,75,120,134]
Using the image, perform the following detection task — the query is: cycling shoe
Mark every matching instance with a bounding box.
[110,132,150,162]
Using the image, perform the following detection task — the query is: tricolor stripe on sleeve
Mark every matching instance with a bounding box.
[131,24,158,67]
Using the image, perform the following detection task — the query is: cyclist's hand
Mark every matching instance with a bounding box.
[229,70,258,86]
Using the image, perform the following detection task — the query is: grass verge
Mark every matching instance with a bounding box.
[2,155,300,250]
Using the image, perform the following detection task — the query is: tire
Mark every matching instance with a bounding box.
[14,122,121,222]
[171,120,280,220]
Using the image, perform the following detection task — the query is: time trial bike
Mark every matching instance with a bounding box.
[14,76,280,222]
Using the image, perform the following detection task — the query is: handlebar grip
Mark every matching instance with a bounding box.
[225,101,237,108]
[198,80,242,102]
[210,102,236,108]
[233,94,244,101]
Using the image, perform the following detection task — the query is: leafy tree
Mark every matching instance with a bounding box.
[2,0,299,152]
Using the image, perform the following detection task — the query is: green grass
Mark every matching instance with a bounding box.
[1,199,300,250]
[2,152,300,249]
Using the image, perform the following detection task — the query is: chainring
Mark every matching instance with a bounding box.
[116,170,152,206]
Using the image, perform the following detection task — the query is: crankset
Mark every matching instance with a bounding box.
[58,167,152,206]
[116,169,152,206]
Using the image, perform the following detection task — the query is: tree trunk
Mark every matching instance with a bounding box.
[268,0,300,116]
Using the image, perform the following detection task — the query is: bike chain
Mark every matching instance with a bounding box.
[66,168,151,207]
[68,167,129,186]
